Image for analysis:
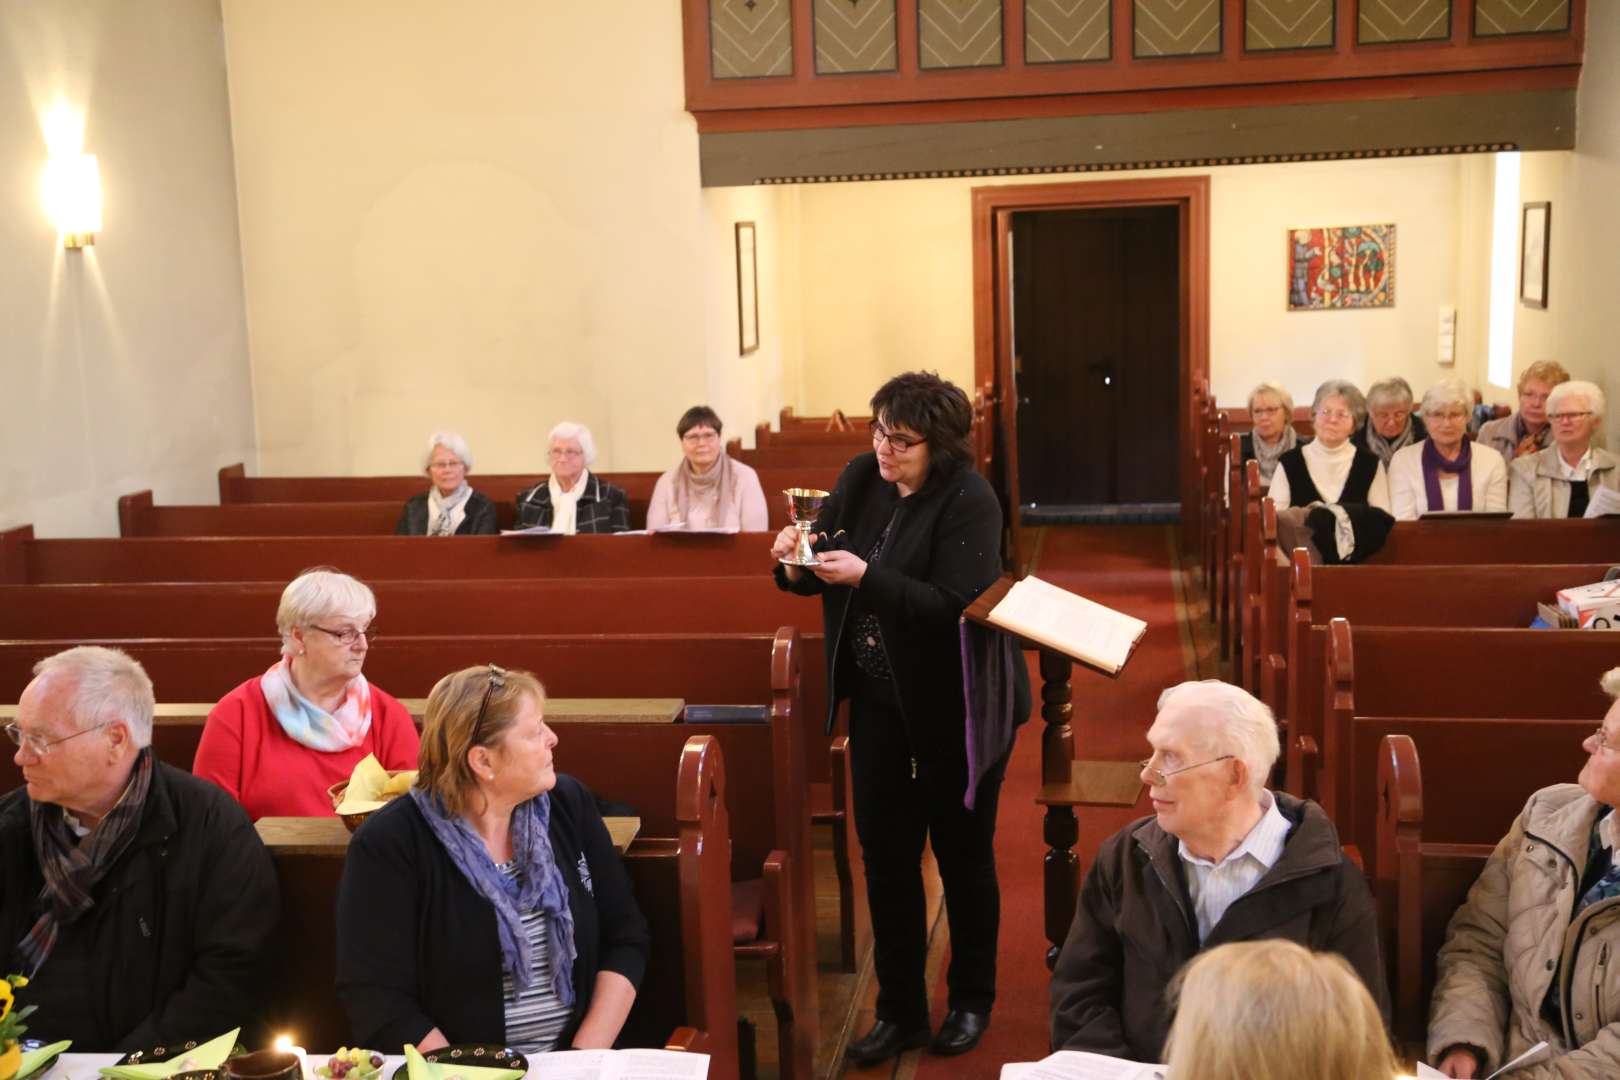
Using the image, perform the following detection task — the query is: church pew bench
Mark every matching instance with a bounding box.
[777,407,870,433]
[724,439,861,471]
[752,423,871,449]
[1373,734,1493,1050]
[254,735,739,1078]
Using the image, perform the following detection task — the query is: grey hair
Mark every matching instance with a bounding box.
[32,646,155,748]
[422,431,474,473]
[1420,378,1472,417]
[1312,380,1367,426]
[1247,382,1295,417]
[1156,679,1280,796]
[1603,667,1620,700]
[1366,377,1416,410]
[1548,380,1606,421]
[548,421,598,466]
[276,568,377,657]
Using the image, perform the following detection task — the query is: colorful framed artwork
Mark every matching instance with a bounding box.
[736,221,759,355]
[1520,202,1550,310]
[1286,224,1396,310]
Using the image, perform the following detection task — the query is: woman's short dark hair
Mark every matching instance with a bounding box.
[870,371,974,474]
[676,405,724,439]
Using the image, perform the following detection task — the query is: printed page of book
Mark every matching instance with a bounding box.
[987,576,1147,674]
[999,1049,1165,1080]
[529,1050,709,1080]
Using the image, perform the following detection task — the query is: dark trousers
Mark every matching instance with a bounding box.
[848,686,1010,1029]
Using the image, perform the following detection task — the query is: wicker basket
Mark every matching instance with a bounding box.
[328,775,410,833]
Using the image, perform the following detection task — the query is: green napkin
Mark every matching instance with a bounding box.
[98,1029,239,1080]
[17,1041,70,1080]
[402,1045,524,1080]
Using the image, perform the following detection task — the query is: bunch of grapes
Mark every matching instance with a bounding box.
[320,1048,383,1078]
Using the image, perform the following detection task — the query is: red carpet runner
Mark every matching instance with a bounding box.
[913,525,1197,1079]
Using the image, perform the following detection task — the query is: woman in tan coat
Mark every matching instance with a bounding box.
[1427,667,1620,1077]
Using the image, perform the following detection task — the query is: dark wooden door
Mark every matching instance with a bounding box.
[1010,206,1180,507]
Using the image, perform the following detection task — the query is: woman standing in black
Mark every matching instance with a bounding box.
[771,372,1015,1065]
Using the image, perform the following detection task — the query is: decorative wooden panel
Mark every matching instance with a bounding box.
[1475,0,1570,36]
[1358,0,1449,43]
[1246,0,1333,50]
[1135,0,1221,57]
[918,0,1004,69]
[815,0,898,73]
[710,0,793,78]
[1026,0,1112,63]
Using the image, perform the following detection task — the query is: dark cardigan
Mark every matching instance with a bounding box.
[512,476,630,533]
[334,775,650,1049]
[395,490,499,535]
[773,451,1003,762]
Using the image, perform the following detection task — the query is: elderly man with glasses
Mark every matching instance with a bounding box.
[1048,679,1388,1062]
[0,646,278,1050]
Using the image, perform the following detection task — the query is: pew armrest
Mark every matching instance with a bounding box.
[664,1027,707,1053]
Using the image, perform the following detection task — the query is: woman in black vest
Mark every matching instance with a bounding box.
[1269,380,1392,514]
[770,372,1019,1065]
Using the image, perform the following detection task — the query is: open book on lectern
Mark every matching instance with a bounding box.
[977,575,1147,676]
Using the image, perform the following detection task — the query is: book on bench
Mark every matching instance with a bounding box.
[967,575,1147,677]
[999,1049,1164,1079]
[503,1048,708,1080]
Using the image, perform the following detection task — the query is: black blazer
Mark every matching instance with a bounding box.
[0,760,279,1050]
[335,775,649,1049]
[773,451,1003,759]
[513,476,630,533]
[395,490,499,535]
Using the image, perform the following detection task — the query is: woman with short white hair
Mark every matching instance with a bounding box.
[514,422,630,534]
[396,431,499,536]
[1240,382,1300,488]
[1388,379,1509,520]
[1508,380,1618,518]
[194,569,420,819]
[1353,376,1427,466]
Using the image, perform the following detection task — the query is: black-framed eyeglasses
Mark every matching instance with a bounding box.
[5,720,112,758]
[471,663,507,744]
[869,421,927,454]
[309,624,376,646]
[1139,753,1236,787]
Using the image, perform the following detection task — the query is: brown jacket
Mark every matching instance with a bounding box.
[1428,785,1620,1078]
[1048,793,1388,1061]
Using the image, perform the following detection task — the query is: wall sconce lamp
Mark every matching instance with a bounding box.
[44,152,101,249]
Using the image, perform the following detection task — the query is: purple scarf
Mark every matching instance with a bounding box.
[1422,438,1473,512]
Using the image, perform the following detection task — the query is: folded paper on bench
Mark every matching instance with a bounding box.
[999,1050,1164,1080]
[983,576,1147,675]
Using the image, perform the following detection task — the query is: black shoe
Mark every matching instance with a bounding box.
[929,1010,989,1056]
[845,1020,930,1067]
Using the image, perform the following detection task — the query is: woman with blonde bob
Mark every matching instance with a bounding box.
[1163,940,1398,1080]
[335,664,649,1055]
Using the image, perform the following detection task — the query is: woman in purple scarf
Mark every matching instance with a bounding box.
[1389,378,1509,520]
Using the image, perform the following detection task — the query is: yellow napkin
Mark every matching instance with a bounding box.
[334,755,417,815]
[402,1045,524,1080]
[97,1028,239,1080]
[17,1041,70,1080]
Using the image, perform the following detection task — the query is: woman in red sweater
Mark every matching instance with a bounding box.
[194,569,420,819]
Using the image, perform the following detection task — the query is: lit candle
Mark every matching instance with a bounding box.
[273,1036,309,1080]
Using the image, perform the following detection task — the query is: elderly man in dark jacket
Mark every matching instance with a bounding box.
[1048,680,1387,1062]
[0,647,278,1051]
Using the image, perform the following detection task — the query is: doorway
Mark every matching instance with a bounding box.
[1010,205,1181,517]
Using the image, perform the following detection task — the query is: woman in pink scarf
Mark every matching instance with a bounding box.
[194,569,419,819]
[645,406,769,532]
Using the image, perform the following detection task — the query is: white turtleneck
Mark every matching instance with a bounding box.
[1267,439,1392,513]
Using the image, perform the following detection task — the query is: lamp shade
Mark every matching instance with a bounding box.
[43,153,101,246]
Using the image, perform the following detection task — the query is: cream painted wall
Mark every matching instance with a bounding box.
[790,156,1494,416]
[0,0,254,537]
[223,2,797,477]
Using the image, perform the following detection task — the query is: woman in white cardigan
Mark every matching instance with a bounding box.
[1268,380,1393,513]
[1388,379,1509,520]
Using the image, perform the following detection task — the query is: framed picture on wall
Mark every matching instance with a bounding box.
[736,221,759,355]
[1520,201,1550,309]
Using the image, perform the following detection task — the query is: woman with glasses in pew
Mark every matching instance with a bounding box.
[1427,668,1620,1077]
[396,431,499,536]
[193,568,419,819]
[335,664,649,1054]
[514,421,630,533]
[1239,381,1303,489]
[1388,379,1510,520]
[645,405,768,532]
[771,371,1025,1065]
[1479,360,1570,463]
[1508,381,1620,519]
[1268,380,1394,563]
[1353,377,1427,468]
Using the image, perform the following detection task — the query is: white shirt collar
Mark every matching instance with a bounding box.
[1178,789,1290,871]
[1557,447,1594,482]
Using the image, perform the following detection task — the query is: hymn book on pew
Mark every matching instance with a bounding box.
[973,575,1147,676]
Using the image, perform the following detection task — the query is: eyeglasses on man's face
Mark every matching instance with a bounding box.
[1585,727,1617,755]
[309,624,376,646]
[1139,753,1236,787]
[5,720,111,758]
[869,421,926,454]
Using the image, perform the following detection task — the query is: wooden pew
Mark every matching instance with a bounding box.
[1308,618,1614,870]
[255,735,739,1078]
[726,439,861,472]
[753,423,870,449]
[1374,734,1493,1050]
[778,407,870,433]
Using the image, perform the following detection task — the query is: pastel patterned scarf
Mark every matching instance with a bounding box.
[260,658,373,752]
